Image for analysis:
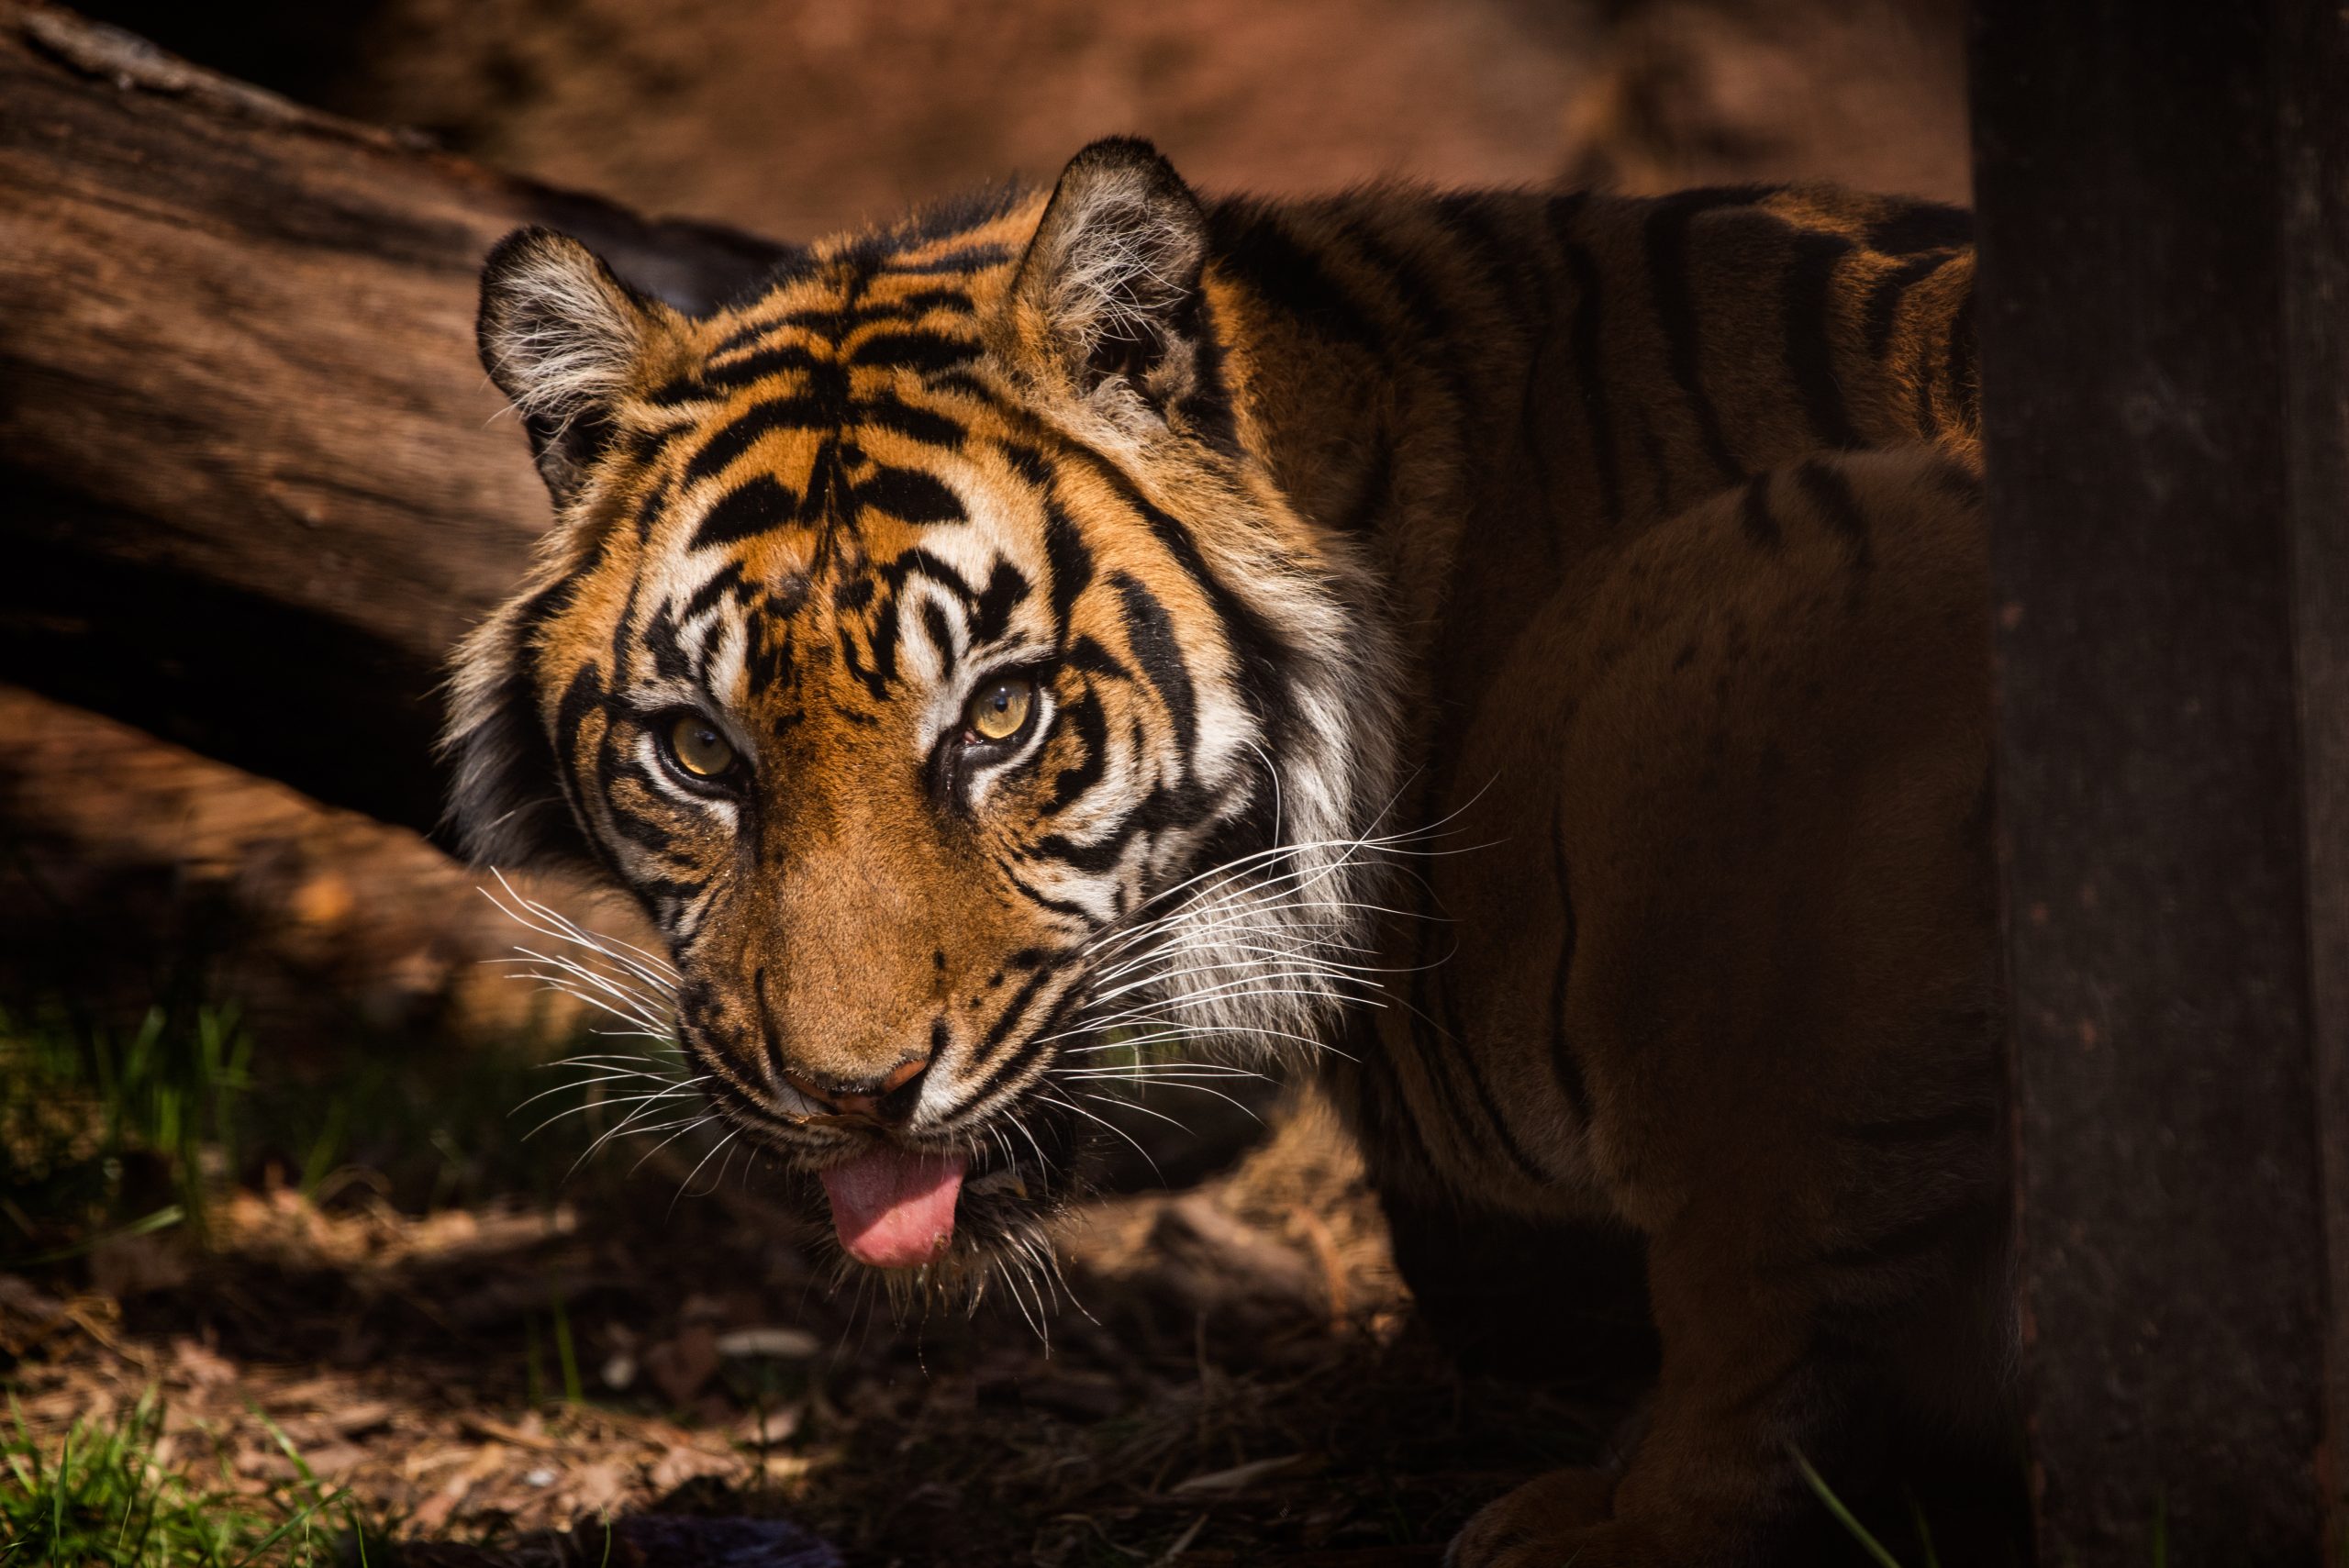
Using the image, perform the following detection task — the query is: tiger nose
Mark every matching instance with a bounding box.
[780,1052,932,1120]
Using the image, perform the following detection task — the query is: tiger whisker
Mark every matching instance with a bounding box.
[628,1113,718,1175]
[522,1078,699,1130]
[512,1068,682,1112]
[484,871,680,984]
[1064,1087,1198,1137]
[669,1127,742,1214]
[1029,1090,1164,1184]
[515,1075,701,1128]
[1072,1080,1264,1120]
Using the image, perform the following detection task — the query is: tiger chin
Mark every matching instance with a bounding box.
[447,137,2009,1566]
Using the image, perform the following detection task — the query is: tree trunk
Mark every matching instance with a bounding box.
[0,1,789,837]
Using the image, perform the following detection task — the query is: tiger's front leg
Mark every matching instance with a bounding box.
[1447,1204,1946,1568]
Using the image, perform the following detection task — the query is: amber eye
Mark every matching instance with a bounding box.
[665,715,739,779]
[964,677,1035,743]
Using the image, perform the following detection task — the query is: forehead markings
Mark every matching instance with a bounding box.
[614,248,1008,731]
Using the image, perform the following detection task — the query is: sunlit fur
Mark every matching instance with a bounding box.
[451,142,1407,1296]
[450,140,1998,1566]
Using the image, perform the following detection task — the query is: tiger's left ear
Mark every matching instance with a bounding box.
[1006,138,1223,432]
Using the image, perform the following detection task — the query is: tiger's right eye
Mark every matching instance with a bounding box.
[665,715,739,780]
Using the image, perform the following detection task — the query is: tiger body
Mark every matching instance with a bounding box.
[451,141,1997,1565]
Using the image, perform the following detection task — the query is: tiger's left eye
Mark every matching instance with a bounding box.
[666,715,739,778]
[964,677,1035,743]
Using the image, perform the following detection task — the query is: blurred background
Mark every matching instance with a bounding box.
[0,3,1972,1562]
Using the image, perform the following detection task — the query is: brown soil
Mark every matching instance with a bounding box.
[5,1094,1618,1567]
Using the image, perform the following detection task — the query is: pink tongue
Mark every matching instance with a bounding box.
[818,1148,968,1269]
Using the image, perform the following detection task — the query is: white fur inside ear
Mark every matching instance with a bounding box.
[1014,142,1207,385]
[480,232,648,465]
[1038,190,1199,351]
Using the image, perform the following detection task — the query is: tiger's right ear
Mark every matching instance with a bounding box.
[478,228,674,506]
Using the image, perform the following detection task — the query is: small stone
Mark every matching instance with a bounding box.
[715,1327,821,1360]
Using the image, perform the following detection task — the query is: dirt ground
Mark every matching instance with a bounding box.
[4,1090,1620,1566]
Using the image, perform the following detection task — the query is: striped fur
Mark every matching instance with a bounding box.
[449,139,1999,1565]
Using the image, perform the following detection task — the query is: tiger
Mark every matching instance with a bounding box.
[444,137,2001,1566]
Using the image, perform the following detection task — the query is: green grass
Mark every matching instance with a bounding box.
[0,994,625,1272]
[0,1002,252,1260]
[0,1389,377,1568]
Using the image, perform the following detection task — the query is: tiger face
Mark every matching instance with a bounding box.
[448,140,1397,1283]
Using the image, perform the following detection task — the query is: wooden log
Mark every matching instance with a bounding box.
[0,680,644,1047]
[1971,0,2346,1559]
[0,2,790,836]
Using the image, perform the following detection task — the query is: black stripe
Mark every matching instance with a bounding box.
[1782,228,1862,450]
[1110,572,1198,758]
[1738,471,1782,550]
[1836,1104,1997,1148]
[1175,287,1241,456]
[1642,187,1765,484]
[1794,459,1872,569]
[1045,689,1110,812]
[689,474,797,552]
[889,243,1012,275]
[1861,250,1956,361]
[1945,288,1978,430]
[1331,443,1395,536]
[856,463,964,525]
[952,977,1088,1122]
[1865,201,1973,256]
[1424,940,1551,1186]
[978,967,1052,1059]
[1809,1196,1999,1273]
[865,597,901,689]
[877,546,980,604]
[1028,784,1180,874]
[1060,446,1299,744]
[706,319,780,359]
[696,344,822,391]
[849,330,980,373]
[968,560,1030,646]
[852,394,964,449]
[1431,193,1533,320]
[1041,493,1095,632]
[683,400,805,484]
[1204,200,1384,351]
[1547,804,1587,1119]
[920,599,959,677]
[1336,212,1480,421]
[681,559,751,625]
[1006,867,1094,920]
[1554,199,1624,528]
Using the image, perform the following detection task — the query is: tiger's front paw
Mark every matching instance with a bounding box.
[1445,1466,1632,1568]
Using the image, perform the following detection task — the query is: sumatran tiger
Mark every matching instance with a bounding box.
[446,139,2002,1566]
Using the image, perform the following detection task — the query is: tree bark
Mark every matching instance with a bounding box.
[0,1,789,838]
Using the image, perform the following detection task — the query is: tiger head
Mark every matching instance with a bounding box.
[447,138,1399,1287]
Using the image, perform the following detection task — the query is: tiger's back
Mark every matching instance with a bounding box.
[450,144,1998,1567]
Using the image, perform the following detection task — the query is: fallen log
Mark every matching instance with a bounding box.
[0,1,790,837]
